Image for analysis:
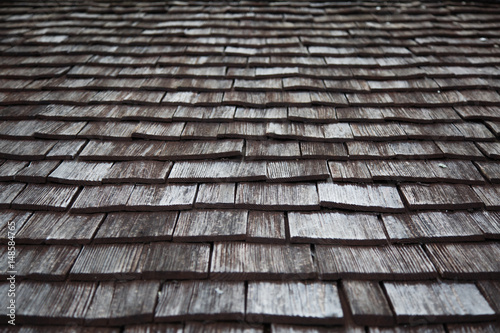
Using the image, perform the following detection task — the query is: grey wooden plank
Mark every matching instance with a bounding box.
[380,106,460,123]
[267,160,329,181]
[70,244,146,280]
[472,186,500,209]
[236,183,319,210]
[131,122,185,140]
[272,324,364,333]
[196,183,235,208]
[288,106,336,123]
[95,212,177,243]
[247,281,343,325]
[337,107,385,122]
[436,141,486,160]
[0,160,28,181]
[71,185,135,213]
[369,326,445,333]
[79,141,165,161]
[477,142,500,160]
[266,122,324,141]
[475,162,500,183]
[155,281,245,321]
[367,160,434,182]
[48,161,113,185]
[322,123,354,141]
[247,211,286,244]
[123,324,182,333]
[350,123,407,141]
[78,122,139,140]
[126,184,196,211]
[246,140,301,160]
[160,139,244,160]
[34,121,87,139]
[142,242,210,279]
[185,322,263,333]
[0,139,56,160]
[318,182,404,212]
[300,142,348,159]
[211,242,315,280]
[218,121,267,140]
[12,184,78,211]
[173,106,235,121]
[401,123,463,140]
[329,161,372,182]
[174,210,247,242]
[342,280,394,326]
[399,183,483,210]
[426,242,500,279]
[181,122,220,139]
[103,161,172,184]
[16,212,104,244]
[46,140,87,160]
[0,183,26,208]
[382,211,485,243]
[169,160,266,182]
[288,212,386,245]
[477,281,500,314]
[447,323,500,333]
[454,122,496,141]
[316,245,437,280]
[426,160,485,184]
[0,210,31,243]
[384,282,495,324]
[15,281,96,325]
[14,160,60,183]
[86,280,160,326]
[472,211,500,239]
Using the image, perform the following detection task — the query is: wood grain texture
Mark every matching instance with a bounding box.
[267,160,329,181]
[0,139,56,160]
[46,140,86,160]
[48,161,113,185]
[123,324,182,333]
[447,323,500,333]
[169,160,266,182]
[174,210,247,242]
[160,140,244,160]
[126,184,196,211]
[70,244,146,280]
[246,140,301,160]
[155,281,245,321]
[0,210,31,242]
[14,160,60,183]
[103,161,172,183]
[399,183,483,210]
[195,183,236,208]
[247,281,343,325]
[218,121,267,140]
[132,122,185,140]
[272,324,364,333]
[426,242,500,279]
[142,242,210,279]
[477,281,500,314]
[472,186,500,209]
[318,182,405,212]
[288,212,386,245]
[95,212,177,243]
[16,212,104,244]
[0,183,26,208]
[71,185,135,213]
[342,280,394,326]
[211,242,315,280]
[316,245,437,280]
[184,322,263,333]
[0,160,27,181]
[247,211,286,243]
[384,282,495,324]
[12,184,78,211]
[329,161,372,182]
[236,183,319,210]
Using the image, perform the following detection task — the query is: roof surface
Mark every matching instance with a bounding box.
[0,0,500,332]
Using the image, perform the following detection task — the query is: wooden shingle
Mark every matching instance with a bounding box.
[247,211,286,244]
[174,210,247,242]
[12,184,79,211]
[300,142,348,159]
[71,185,135,213]
[0,210,31,241]
[246,282,343,325]
[475,162,500,183]
[447,323,500,333]
[142,242,210,279]
[46,140,86,160]
[246,140,301,160]
[318,182,404,212]
[329,161,372,182]
[473,211,500,239]
[103,161,172,184]
[436,141,486,160]
[155,281,245,322]
[384,282,495,324]
[49,161,113,185]
[16,212,104,244]
[14,160,60,183]
[426,242,500,279]
[288,212,386,245]
[0,183,26,208]
[217,121,267,140]
[316,245,437,280]
[399,183,483,210]
[477,281,500,314]
[70,244,146,280]
[126,184,196,211]
[0,139,56,160]
[160,140,244,160]
[184,322,263,333]
[132,122,185,140]
[211,242,315,280]
[0,160,27,181]
[472,186,500,209]
[196,183,235,208]
[95,212,178,243]
[79,141,165,161]
[236,183,319,210]
[267,160,329,182]
[169,160,266,182]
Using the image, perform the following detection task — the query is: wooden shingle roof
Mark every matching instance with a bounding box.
[0,0,500,331]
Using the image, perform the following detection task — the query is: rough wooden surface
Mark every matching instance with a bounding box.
[236,183,320,210]
[247,211,286,243]
[103,161,172,183]
[126,184,197,210]
[196,183,236,208]
[12,184,79,211]
[267,160,329,181]
[71,185,135,213]
[169,160,266,182]
[49,161,113,185]
[399,184,483,210]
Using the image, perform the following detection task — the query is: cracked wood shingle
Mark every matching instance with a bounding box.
[246,282,343,325]
[384,282,495,324]
[266,122,324,141]
[0,139,57,160]
[12,184,78,211]
[315,245,437,280]
[381,212,486,243]
[210,242,315,280]
[236,183,319,210]
[49,161,113,185]
[142,242,210,279]
[426,242,500,279]
[70,244,146,281]
[14,160,60,183]
[342,280,394,326]
[169,160,266,182]
[477,281,500,315]
[85,281,160,326]
[71,185,135,213]
[95,212,177,243]
[16,212,104,245]
[267,160,329,182]
[318,182,404,212]
[174,210,247,242]
[247,211,286,244]
[155,281,245,322]
[288,212,386,245]
[399,183,483,210]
